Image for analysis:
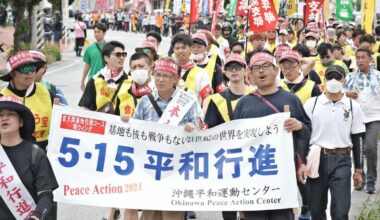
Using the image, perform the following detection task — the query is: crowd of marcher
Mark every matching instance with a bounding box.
[0,7,380,220]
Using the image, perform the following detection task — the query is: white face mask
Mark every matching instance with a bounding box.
[131,69,149,85]
[326,79,343,93]
[192,53,205,61]
[305,40,317,49]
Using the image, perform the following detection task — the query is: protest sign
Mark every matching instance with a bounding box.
[48,106,299,211]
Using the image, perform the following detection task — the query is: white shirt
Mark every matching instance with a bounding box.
[304,94,365,149]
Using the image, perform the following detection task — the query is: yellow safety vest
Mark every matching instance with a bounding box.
[314,60,348,91]
[94,77,136,116]
[217,36,226,46]
[210,44,219,55]
[183,66,204,93]
[280,79,315,104]
[373,41,380,53]
[207,87,254,122]
[1,83,52,142]
[267,43,277,53]
[204,54,218,84]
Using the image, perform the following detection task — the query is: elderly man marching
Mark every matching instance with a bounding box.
[122,57,199,220]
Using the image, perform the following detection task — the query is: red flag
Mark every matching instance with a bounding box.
[236,0,248,16]
[248,0,279,33]
[190,0,200,23]
[211,0,223,34]
[304,0,324,24]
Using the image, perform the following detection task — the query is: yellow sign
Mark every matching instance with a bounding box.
[287,0,296,16]
[274,0,279,11]
[165,0,172,11]
[362,0,375,34]
[323,0,331,22]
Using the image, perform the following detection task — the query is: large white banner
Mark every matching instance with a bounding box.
[47,106,299,211]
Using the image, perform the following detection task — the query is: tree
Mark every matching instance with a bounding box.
[50,0,75,11]
[10,0,42,52]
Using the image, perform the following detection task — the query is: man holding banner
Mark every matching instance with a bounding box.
[234,52,311,220]
[122,57,198,220]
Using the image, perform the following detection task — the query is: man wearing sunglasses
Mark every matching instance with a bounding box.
[304,65,365,220]
[315,43,349,91]
[233,52,311,220]
[0,50,54,151]
[79,41,136,117]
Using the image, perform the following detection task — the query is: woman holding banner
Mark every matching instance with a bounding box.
[0,95,58,220]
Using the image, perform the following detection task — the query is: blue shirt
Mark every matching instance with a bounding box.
[134,89,199,126]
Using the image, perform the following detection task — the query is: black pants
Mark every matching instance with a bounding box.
[75,38,85,56]
[222,211,237,220]
[243,209,294,220]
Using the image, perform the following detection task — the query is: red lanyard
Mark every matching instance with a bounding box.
[252,90,281,113]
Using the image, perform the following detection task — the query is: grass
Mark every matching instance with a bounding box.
[358,198,380,220]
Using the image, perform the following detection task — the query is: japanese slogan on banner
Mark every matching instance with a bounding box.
[47,106,299,211]
[305,0,324,24]
[248,0,279,33]
[0,146,36,219]
[336,0,353,22]
[362,0,375,35]
[235,0,248,16]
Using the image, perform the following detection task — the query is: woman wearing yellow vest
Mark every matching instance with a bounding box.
[0,50,53,151]
[279,49,321,104]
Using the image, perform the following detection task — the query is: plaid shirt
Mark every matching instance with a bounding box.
[345,67,380,92]
[133,88,198,126]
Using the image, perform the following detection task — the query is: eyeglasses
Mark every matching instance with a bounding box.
[154,73,174,79]
[280,64,298,71]
[112,52,127,58]
[325,72,343,81]
[251,63,274,73]
[225,63,245,72]
[16,65,36,74]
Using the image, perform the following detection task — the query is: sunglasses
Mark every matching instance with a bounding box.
[325,72,343,81]
[225,63,245,72]
[112,52,128,58]
[137,48,153,54]
[16,65,36,74]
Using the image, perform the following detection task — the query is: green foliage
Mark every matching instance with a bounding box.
[43,44,61,64]
[18,19,29,33]
[359,199,380,220]
[7,42,31,56]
